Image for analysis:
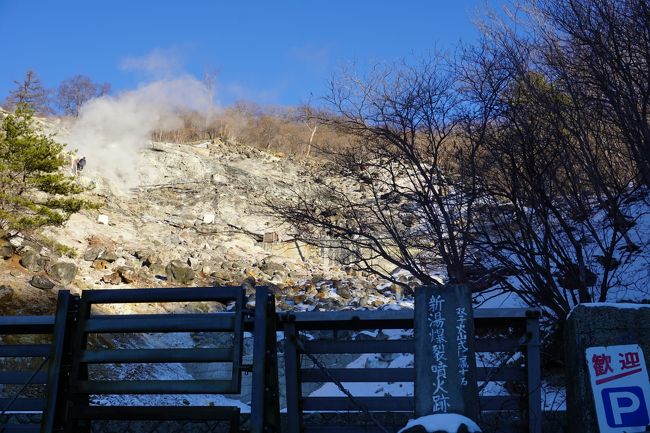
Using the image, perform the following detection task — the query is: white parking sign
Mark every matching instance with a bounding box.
[586,344,650,432]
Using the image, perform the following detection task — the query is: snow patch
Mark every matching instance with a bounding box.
[398,413,482,433]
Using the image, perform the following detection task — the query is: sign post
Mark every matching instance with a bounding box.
[414,284,479,420]
[586,344,650,432]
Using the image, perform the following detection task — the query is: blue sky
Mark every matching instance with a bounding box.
[0,1,500,107]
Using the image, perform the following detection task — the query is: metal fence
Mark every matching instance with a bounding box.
[0,287,540,433]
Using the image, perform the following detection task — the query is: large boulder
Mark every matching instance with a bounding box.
[30,275,55,290]
[0,242,13,259]
[84,246,118,262]
[97,249,118,262]
[117,266,137,284]
[19,250,48,271]
[135,250,158,267]
[48,262,77,285]
[101,272,122,285]
[92,259,110,270]
[166,260,195,284]
[83,246,104,261]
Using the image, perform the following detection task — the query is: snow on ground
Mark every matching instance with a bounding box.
[89,330,251,412]
[309,352,414,398]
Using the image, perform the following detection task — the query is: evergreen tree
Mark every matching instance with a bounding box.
[3,70,51,115]
[0,104,95,230]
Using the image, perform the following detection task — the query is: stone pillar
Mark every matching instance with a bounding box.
[414,284,479,420]
[565,304,650,433]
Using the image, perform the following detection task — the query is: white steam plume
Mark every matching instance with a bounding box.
[66,75,216,192]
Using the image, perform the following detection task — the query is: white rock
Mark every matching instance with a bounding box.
[8,235,23,248]
[210,173,227,185]
[202,213,216,224]
[97,214,109,225]
[187,257,201,270]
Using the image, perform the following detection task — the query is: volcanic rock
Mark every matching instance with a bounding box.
[166,260,195,284]
[48,262,77,285]
[30,275,55,290]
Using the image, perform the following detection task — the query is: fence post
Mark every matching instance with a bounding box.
[526,310,542,433]
[64,296,91,433]
[284,318,302,433]
[42,290,75,433]
[251,287,281,432]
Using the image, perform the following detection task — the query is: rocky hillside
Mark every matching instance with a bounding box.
[0,135,411,315]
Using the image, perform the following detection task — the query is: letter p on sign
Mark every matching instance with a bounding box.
[603,387,649,428]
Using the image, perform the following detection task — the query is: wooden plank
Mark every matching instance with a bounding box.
[82,287,243,304]
[79,348,234,364]
[69,405,240,420]
[302,340,414,354]
[479,395,523,411]
[286,308,539,331]
[284,323,302,433]
[301,368,414,383]
[474,308,538,320]
[301,397,414,412]
[83,313,235,333]
[0,344,51,357]
[298,366,525,383]
[302,338,520,354]
[250,287,281,433]
[474,338,522,352]
[0,398,45,411]
[477,367,527,382]
[2,425,42,433]
[289,310,413,330]
[304,427,390,433]
[0,316,54,334]
[526,315,543,433]
[0,371,49,384]
[43,290,74,433]
[74,379,236,394]
[229,288,245,393]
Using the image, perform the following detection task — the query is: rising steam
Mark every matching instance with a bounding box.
[65,74,217,192]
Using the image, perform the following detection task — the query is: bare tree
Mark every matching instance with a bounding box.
[3,70,51,115]
[537,0,650,186]
[55,75,111,117]
[294,105,319,158]
[466,1,648,321]
[268,59,488,287]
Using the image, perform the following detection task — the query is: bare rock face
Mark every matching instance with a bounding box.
[166,260,195,284]
[48,262,77,285]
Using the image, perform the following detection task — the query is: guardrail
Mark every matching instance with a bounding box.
[0,287,540,433]
[281,308,541,433]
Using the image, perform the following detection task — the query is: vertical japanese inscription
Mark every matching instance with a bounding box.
[456,306,469,386]
[428,295,449,412]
